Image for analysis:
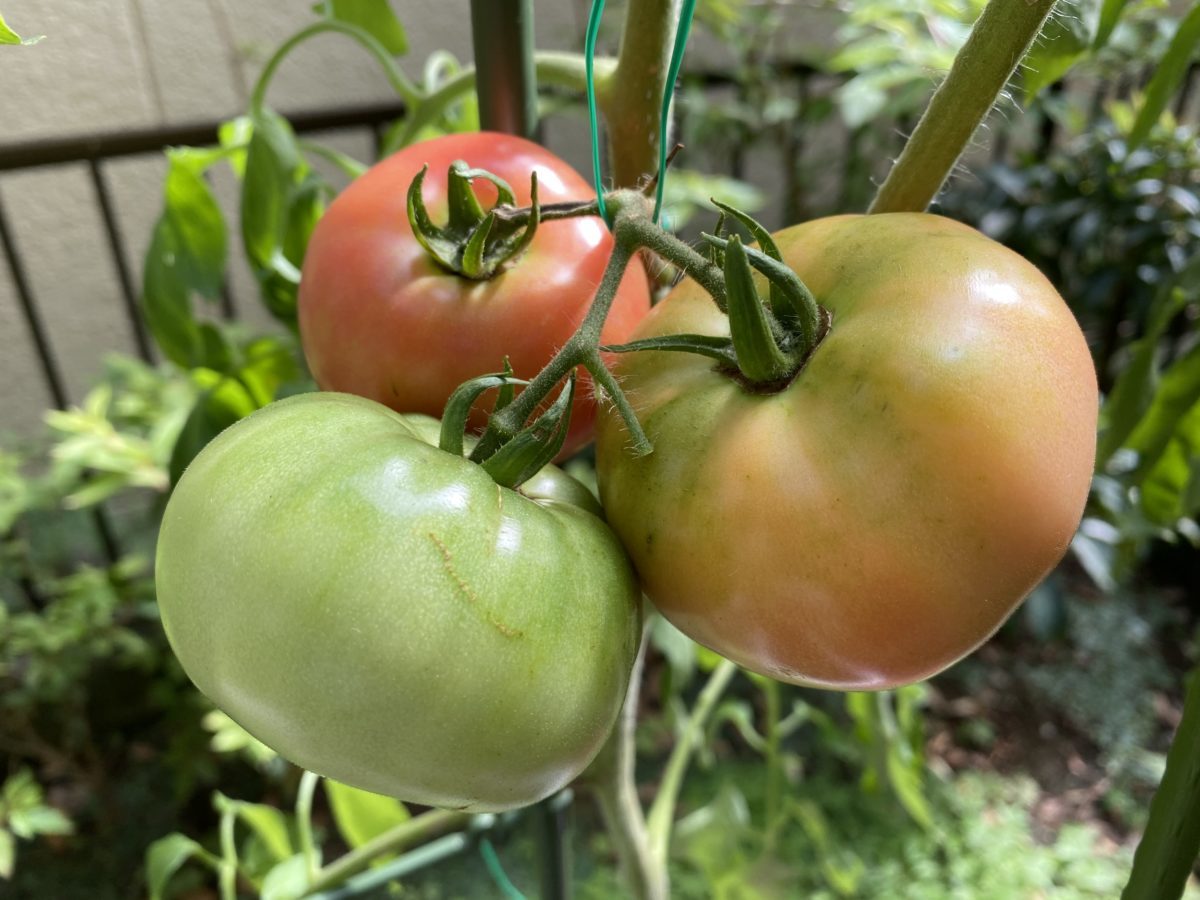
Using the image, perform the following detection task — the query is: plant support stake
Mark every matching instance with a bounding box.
[868,0,1058,214]
[470,0,538,138]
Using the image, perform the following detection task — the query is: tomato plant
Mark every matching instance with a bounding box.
[155,392,642,811]
[298,131,652,456]
[595,213,1099,690]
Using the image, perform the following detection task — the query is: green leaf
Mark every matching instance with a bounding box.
[145,833,216,900]
[325,779,409,850]
[1126,343,1200,484]
[1022,0,1101,100]
[1098,287,1190,467]
[168,376,257,484]
[0,12,42,45]
[230,802,293,863]
[261,853,310,900]
[1093,0,1133,48]
[1129,4,1200,149]
[1139,402,1200,524]
[0,829,13,879]
[315,0,407,54]
[141,151,229,367]
[8,806,72,839]
[242,110,320,327]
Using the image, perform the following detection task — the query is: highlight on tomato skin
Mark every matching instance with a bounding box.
[297,131,652,458]
[594,212,1100,691]
[154,392,643,812]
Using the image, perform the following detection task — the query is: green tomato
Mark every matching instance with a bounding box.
[156,392,641,811]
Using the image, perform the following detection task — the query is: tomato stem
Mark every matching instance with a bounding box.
[587,626,667,900]
[296,770,320,884]
[868,0,1057,214]
[250,21,420,115]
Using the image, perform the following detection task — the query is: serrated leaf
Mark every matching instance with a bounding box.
[1128,4,1200,149]
[325,779,409,850]
[315,0,407,55]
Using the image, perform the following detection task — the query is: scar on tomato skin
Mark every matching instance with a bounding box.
[428,532,523,639]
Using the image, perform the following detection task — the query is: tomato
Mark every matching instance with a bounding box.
[595,213,1098,690]
[156,392,641,810]
[298,132,651,457]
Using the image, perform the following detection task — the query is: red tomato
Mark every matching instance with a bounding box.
[298,132,651,456]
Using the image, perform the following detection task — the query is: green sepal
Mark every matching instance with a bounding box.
[406,163,540,280]
[602,334,739,368]
[438,371,530,457]
[722,235,795,385]
[702,232,820,353]
[710,199,792,321]
[480,374,576,490]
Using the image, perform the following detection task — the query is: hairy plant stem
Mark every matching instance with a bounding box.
[306,809,472,893]
[868,0,1057,214]
[602,0,684,189]
[763,677,783,844]
[217,801,238,900]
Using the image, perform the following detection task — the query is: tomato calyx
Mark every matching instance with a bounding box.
[438,362,577,490]
[607,203,831,394]
[407,161,542,280]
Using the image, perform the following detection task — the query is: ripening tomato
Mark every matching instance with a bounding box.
[156,392,642,810]
[298,132,651,457]
[595,213,1098,690]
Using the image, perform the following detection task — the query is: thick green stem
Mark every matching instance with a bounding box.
[296,771,320,884]
[306,809,472,894]
[250,21,420,114]
[868,0,1057,214]
[589,624,667,900]
[646,659,739,863]
[601,0,683,188]
[392,53,609,150]
[620,215,726,311]
[1122,669,1200,900]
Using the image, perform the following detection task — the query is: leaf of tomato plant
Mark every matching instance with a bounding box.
[228,801,294,864]
[1128,4,1200,149]
[325,778,409,850]
[242,110,314,327]
[314,0,408,55]
[1126,342,1200,484]
[141,150,230,367]
[145,833,218,900]
[1138,402,1200,524]
[1022,0,1101,100]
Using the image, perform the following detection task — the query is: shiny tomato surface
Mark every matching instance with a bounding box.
[298,132,651,456]
[596,213,1098,690]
